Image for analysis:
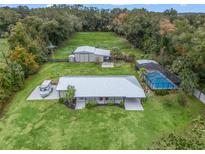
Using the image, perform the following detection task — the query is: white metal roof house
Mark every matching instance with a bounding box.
[56,76,146,110]
[70,46,111,62]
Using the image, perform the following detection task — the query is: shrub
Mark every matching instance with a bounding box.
[107,100,114,106]
[126,53,136,62]
[119,100,124,108]
[141,97,148,103]
[58,98,64,104]
[111,49,123,60]
[155,90,169,96]
[65,85,76,103]
[151,116,205,150]
[86,100,97,109]
[111,47,120,52]
[164,98,173,107]
[177,91,187,107]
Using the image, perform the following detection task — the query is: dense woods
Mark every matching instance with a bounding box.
[0,5,205,104]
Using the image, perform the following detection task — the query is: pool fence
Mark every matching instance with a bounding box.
[194,89,205,104]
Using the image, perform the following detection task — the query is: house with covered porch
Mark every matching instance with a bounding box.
[56,76,146,110]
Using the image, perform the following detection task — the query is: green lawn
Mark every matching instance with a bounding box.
[54,32,143,59]
[0,32,204,149]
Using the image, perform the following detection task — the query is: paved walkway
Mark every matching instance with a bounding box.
[124,98,144,111]
[27,85,59,100]
[101,62,114,68]
[75,98,86,109]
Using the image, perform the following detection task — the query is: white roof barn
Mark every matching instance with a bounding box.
[56,76,145,98]
[73,46,110,57]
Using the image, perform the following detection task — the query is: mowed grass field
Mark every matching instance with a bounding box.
[0,32,204,149]
[54,32,143,58]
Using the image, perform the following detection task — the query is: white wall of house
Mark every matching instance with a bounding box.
[74,53,103,62]
[58,91,124,104]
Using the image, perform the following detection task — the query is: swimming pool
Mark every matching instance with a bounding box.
[144,71,177,90]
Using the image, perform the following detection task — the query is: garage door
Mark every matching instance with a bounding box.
[84,54,89,62]
[80,54,89,62]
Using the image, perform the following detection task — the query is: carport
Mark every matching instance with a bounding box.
[124,98,144,111]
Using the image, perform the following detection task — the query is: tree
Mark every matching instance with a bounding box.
[40,19,60,45]
[8,22,31,50]
[163,8,177,22]
[159,18,176,35]
[179,68,198,95]
[65,85,76,103]
[171,56,193,75]
[171,57,198,95]
[9,46,39,76]
[0,58,24,104]
[0,8,21,35]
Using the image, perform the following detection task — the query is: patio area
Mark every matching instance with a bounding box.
[124,98,144,111]
[75,98,86,109]
[101,62,114,68]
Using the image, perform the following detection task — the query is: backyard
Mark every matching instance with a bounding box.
[0,32,204,149]
[53,32,143,59]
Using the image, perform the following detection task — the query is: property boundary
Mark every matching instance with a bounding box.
[48,58,68,62]
[194,89,205,104]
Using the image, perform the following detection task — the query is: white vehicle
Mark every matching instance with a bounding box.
[39,80,53,98]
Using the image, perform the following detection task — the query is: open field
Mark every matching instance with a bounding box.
[54,32,143,59]
[0,32,204,149]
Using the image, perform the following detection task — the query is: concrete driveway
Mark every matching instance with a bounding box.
[27,85,59,100]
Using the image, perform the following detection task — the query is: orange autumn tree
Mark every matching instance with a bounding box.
[159,18,176,35]
[112,12,128,34]
[158,18,177,65]
[9,46,39,76]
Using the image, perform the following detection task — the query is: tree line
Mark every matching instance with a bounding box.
[0,5,205,105]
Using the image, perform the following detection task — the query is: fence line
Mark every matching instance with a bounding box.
[48,58,68,62]
[194,89,205,104]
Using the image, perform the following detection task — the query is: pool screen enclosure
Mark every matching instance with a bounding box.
[144,71,177,90]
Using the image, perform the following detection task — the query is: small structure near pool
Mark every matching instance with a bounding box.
[136,59,180,90]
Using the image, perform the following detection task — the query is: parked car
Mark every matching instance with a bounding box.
[39,80,53,98]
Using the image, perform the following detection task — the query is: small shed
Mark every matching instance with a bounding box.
[73,46,111,63]
[68,55,75,62]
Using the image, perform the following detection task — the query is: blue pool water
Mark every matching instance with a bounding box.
[145,71,177,90]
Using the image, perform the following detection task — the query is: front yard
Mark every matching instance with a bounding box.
[0,32,204,149]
